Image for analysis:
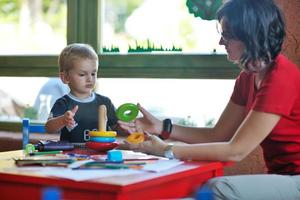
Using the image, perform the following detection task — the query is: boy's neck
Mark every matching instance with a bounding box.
[68,92,95,102]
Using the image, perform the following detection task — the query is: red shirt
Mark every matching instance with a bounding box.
[231,54,300,175]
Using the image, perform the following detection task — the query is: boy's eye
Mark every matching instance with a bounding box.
[79,73,85,76]
[91,73,96,76]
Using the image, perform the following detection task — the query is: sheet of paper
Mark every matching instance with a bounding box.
[43,168,143,181]
[5,167,143,181]
[142,159,184,172]
[121,150,166,160]
[4,151,183,181]
[90,150,166,161]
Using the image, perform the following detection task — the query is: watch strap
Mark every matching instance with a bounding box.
[159,118,172,140]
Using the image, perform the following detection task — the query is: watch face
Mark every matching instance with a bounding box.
[164,145,175,159]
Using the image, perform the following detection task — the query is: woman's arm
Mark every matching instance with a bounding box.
[124,101,280,162]
[170,101,246,143]
[122,101,246,144]
[173,110,280,161]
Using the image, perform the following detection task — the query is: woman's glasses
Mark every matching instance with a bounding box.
[217,23,235,43]
[220,31,235,43]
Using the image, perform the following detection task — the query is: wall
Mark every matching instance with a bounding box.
[277,0,300,66]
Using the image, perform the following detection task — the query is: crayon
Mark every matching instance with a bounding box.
[29,150,62,156]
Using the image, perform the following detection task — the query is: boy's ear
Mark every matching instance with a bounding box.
[59,72,69,84]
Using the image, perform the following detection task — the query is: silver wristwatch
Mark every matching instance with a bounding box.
[164,144,175,159]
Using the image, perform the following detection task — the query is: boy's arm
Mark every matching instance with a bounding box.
[45,115,67,133]
[45,105,78,133]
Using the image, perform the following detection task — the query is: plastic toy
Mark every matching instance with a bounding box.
[126,132,145,144]
[90,137,116,143]
[86,105,118,152]
[116,103,139,122]
[107,150,123,162]
[89,131,117,137]
[86,142,119,152]
[25,143,36,155]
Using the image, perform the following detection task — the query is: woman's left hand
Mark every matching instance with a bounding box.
[122,132,169,157]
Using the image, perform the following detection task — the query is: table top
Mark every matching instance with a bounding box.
[0,150,227,199]
[0,149,224,185]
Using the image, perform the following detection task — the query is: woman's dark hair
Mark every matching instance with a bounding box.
[217,0,285,71]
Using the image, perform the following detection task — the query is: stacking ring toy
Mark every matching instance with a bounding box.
[126,132,145,144]
[89,131,117,137]
[90,137,116,143]
[116,103,139,122]
[86,142,119,152]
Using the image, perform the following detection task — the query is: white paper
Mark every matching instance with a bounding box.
[142,159,183,172]
[5,167,143,181]
[4,151,183,181]
[42,168,143,181]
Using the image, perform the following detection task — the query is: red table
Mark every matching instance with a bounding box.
[0,150,226,200]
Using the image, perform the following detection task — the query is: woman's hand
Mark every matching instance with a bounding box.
[117,120,137,134]
[122,132,169,157]
[135,103,163,135]
[118,103,163,135]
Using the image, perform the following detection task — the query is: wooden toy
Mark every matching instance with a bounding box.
[86,105,118,152]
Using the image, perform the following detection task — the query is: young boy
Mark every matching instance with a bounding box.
[45,43,119,143]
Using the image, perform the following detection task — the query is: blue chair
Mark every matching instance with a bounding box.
[22,118,46,149]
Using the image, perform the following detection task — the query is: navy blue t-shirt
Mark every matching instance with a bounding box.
[49,93,118,143]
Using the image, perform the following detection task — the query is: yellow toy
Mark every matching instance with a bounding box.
[126,132,145,144]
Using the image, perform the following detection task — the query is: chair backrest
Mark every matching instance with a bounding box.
[22,118,46,149]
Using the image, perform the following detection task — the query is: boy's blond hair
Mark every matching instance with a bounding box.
[58,43,98,72]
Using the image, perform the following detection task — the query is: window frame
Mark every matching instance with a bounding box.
[0,0,239,79]
[0,0,239,132]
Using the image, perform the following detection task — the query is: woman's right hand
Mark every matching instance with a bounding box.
[118,103,163,135]
[135,103,162,136]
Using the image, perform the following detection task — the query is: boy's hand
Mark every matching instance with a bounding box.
[64,105,78,129]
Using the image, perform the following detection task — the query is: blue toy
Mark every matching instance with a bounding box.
[107,150,123,162]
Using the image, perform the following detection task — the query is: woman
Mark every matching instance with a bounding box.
[119,0,300,199]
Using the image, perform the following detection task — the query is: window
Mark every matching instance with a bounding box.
[97,0,238,79]
[0,77,234,127]
[98,78,234,127]
[0,0,67,55]
[0,0,238,78]
[0,0,239,131]
[102,0,225,54]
